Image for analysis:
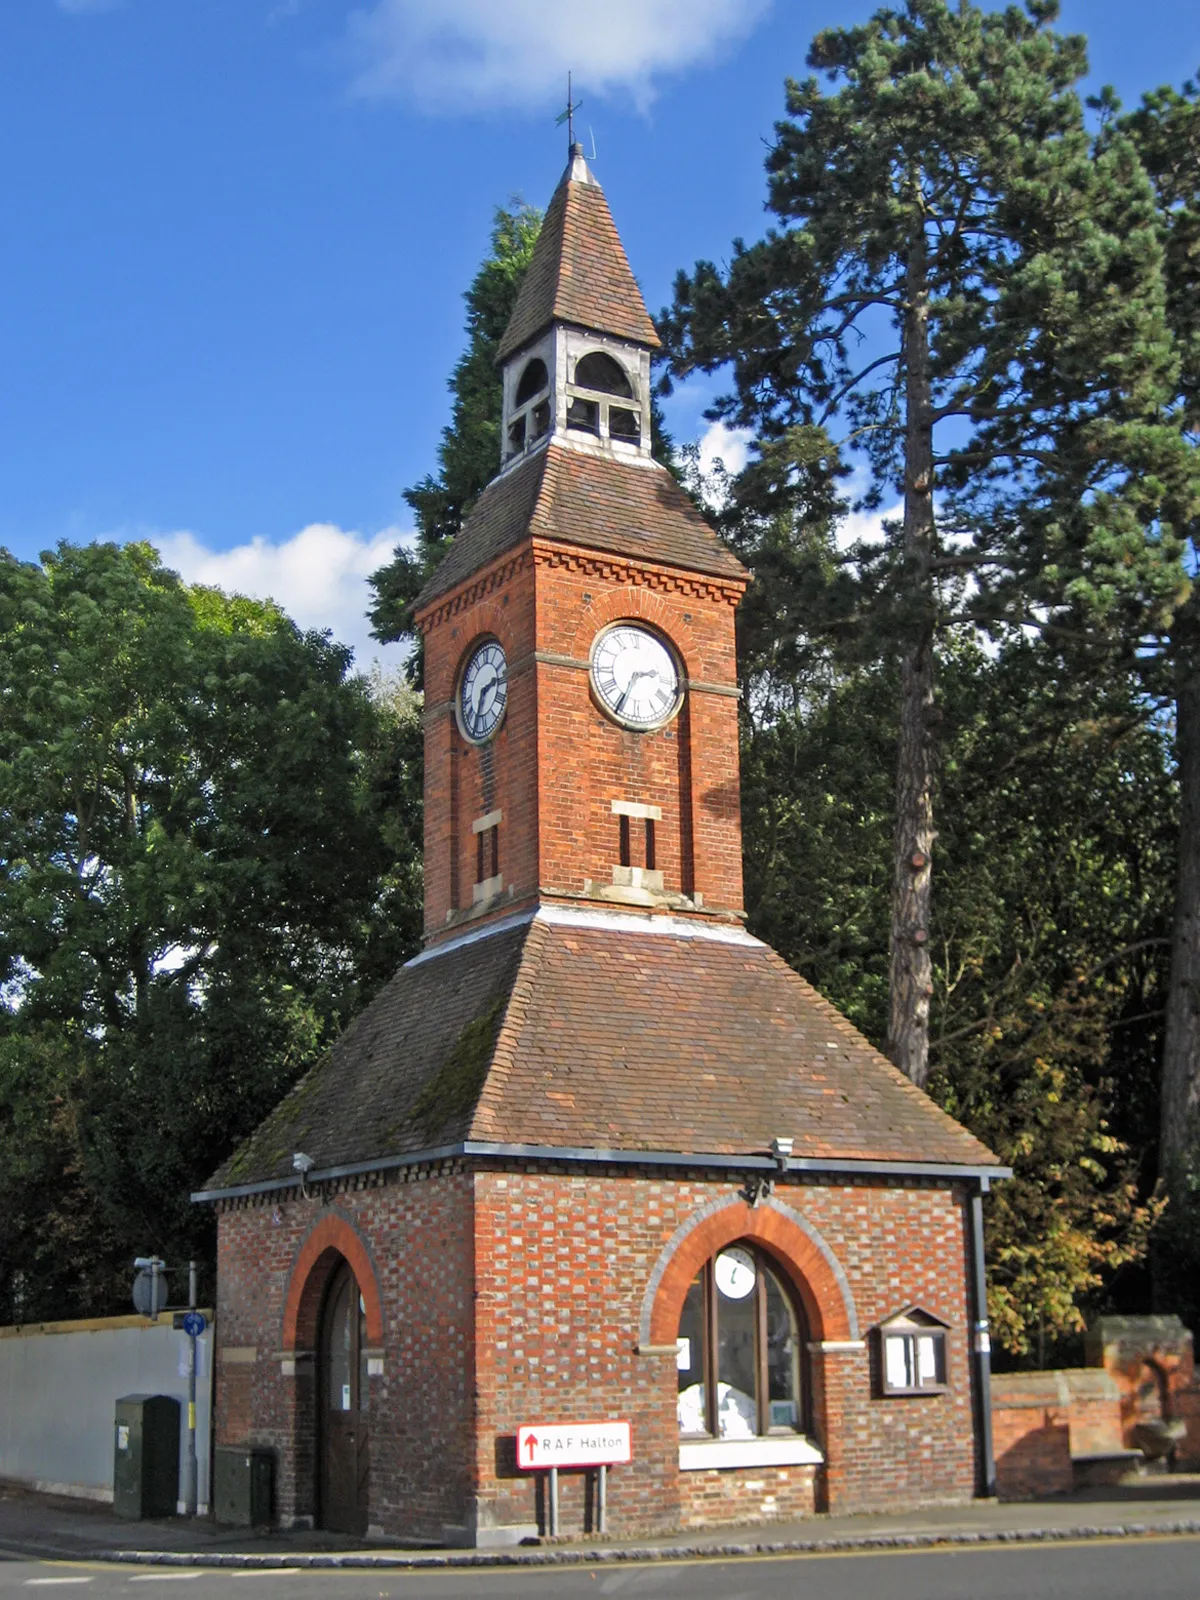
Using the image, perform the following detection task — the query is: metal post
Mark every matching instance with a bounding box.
[969,1180,997,1498]
[548,1466,559,1537]
[185,1260,198,1517]
[597,1463,607,1535]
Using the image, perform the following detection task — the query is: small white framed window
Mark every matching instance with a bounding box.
[877,1307,949,1396]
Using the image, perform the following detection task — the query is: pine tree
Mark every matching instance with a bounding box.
[660,0,1192,1087]
[1121,80,1200,1185]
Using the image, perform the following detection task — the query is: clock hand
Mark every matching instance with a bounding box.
[614,669,652,713]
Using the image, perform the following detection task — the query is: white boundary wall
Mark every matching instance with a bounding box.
[0,1312,213,1512]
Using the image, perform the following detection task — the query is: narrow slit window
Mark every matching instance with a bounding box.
[476,830,486,885]
[645,818,656,871]
[490,823,500,879]
[619,813,631,868]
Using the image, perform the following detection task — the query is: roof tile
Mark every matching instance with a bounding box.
[415,443,746,611]
[497,156,660,363]
[204,913,998,1192]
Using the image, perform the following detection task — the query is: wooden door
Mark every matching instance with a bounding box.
[318,1260,370,1534]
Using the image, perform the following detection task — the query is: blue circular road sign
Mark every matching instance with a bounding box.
[181,1310,207,1338]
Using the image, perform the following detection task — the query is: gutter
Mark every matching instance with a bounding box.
[192,1141,1010,1205]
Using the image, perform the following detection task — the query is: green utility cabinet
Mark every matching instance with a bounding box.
[213,1446,273,1527]
[113,1394,180,1519]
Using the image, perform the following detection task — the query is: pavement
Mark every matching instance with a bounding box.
[3,1476,1200,1570]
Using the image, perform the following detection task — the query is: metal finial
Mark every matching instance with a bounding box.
[555,72,583,151]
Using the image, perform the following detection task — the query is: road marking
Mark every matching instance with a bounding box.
[24,1582,94,1588]
[233,1571,305,1579]
[127,1576,202,1583]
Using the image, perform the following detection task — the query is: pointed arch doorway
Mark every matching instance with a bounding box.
[318,1258,370,1534]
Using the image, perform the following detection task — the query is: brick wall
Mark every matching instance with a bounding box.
[469,1168,976,1537]
[215,1167,476,1537]
[418,542,745,945]
[215,1164,978,1542]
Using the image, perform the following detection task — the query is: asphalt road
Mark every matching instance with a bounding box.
[1,1537,1199,1600]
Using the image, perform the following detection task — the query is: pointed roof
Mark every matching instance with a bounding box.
[198,906,1000,1197]
[413,442,746,613]
[496,146,661,363]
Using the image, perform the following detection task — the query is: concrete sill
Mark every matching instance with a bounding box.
[678,1436,825,1472]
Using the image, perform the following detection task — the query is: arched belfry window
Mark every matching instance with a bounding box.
[574,351,633,397]
[567,349,642,447]
[516,357,549,404]
[676,1244,807,1438]
[506,356,551,461]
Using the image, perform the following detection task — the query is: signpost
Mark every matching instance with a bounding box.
[516,1421,631,1536]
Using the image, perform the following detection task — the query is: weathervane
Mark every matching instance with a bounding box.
[556,72,583,149]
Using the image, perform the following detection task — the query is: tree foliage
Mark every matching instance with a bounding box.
[740,630,1174,1357]
[0,541,420,1319]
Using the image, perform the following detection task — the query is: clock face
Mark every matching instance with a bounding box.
[459,639,508,743]
[715,1247,757,1301]
[591,624,681,729]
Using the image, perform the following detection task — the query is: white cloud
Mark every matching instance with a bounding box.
[697,420,751,480]
[156,523,413,673]
[344,0,772,112]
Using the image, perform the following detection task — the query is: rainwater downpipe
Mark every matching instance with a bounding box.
[969,1176,997,1497]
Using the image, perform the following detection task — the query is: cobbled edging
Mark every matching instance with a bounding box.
[3,1518,1200,1570]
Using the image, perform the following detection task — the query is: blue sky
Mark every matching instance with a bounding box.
[2,0,1196,667]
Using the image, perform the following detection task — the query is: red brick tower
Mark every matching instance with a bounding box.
[199,145,1004,1550]
[414,145,748,943]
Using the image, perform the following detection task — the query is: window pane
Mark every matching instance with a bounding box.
[358,1294,369,1415]
[764,1268,801,1431]
[716,1251,757,1438]
[327,1278,351,1411]
[885,1333,914,1390]
[676,1275,707,1435]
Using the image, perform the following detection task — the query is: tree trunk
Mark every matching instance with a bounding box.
[886,223,937,1089]
[1162,597,1200,1180]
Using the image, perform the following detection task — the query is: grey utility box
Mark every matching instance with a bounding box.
[113,1394,180,1520]
[213,1446,273,1527]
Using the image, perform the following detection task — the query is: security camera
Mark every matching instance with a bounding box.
[292,1152,314,1174]
[770,1137,794,1167]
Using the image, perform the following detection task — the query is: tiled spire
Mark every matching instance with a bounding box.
[496,145,661,363]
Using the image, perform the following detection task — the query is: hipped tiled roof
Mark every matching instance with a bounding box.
[202,910,998,1194]
[496,153,660,363]
[414,444,746,612]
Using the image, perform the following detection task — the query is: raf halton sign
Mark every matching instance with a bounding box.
[516,1420,632,1470]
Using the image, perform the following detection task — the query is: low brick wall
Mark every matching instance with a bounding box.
[991,1370,1131,1498]
[678,1462,818,1526]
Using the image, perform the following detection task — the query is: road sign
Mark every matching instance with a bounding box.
[516,1421,631,1470]
[180,1310,207,1338]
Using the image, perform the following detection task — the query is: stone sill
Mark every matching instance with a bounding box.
[678,1436,824,1472]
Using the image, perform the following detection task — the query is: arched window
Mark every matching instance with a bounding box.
[676,1244,806,1439]
[573,350,634,398]
[515,358,549,405]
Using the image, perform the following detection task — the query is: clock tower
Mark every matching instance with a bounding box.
[201,141,1003,1551]
[413,144,748,945]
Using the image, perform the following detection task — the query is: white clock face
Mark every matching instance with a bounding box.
[715,1247,757,1301]
[459,640,508,743]
[591,625,681,729]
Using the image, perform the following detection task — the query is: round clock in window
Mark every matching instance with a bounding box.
[590,624,681,730]
[458,639,508,743]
